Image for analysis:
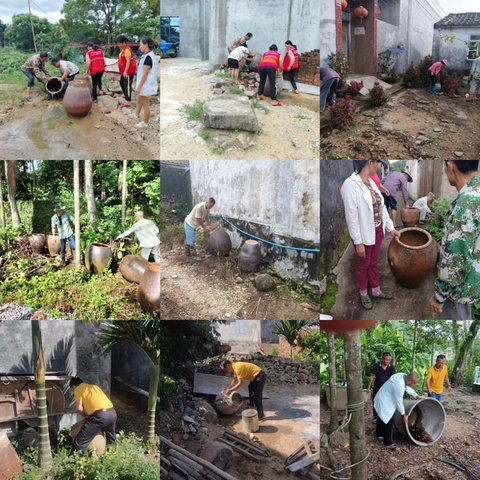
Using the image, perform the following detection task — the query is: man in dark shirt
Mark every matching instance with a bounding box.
[367,352,396,423]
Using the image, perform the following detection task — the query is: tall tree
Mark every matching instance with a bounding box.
[411,320,418,371]
[85,160,97,226]
[327,332,338,433]
[5,13,52,51]
[452,320,460,355]
[98,321,160,445]
[32,320,53,470]
[5,161,21,226]
[121,160,127,227]
[0,166,5,228]
[73,160,81,266]
[344,330,368,480]
[275,320,311,362]
[31,160,37,200]
[453,320,480,387]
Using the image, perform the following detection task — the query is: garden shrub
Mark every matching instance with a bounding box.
[402,62,421,88]
[368,82,388,107]
[327,51,350,86]
[328,96,357,129]
[346,80,364,96]
[417,54,435,87]
[423,196,453,244]
[386,67,400,84]
[443,72,461,97]
[160,376,178,410]
[377,49,394,77]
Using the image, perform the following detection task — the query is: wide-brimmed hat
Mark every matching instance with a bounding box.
[54,204,66,213]
[379,160,388,167]
[402,170,413,183]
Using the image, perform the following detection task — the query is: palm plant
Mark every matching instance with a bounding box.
[97,321,160,445]
[275,320,311,362]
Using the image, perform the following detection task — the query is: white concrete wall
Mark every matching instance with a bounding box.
[433,26,480,75]
[320,0,336,67]
[190,160,320,242]
[215,320,262,353]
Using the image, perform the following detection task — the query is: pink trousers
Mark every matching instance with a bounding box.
[354,224,384,291]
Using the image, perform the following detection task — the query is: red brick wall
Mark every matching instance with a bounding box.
[297,49,320,86]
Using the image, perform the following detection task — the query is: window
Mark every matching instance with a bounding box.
[161,16,179,42]
[377,0,399,27]
[468,35,480,59]
[235,320,244,334]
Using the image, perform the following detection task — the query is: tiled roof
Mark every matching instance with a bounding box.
[435,12,480,28]
[160,160,190,166]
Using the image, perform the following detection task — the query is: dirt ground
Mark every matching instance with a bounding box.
[160,242,320,320]
[0,79,159,160]
[160,382,320,480]
[321,86,480,160]
[320,387,480,479]
[160,57,320,160]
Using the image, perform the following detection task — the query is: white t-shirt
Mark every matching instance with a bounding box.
[136,51,158,97]
[59,60,79,76]
[228,46,248,62]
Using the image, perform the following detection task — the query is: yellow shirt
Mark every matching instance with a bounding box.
[232,362,261,381]
[427,365,448,394]
[185,202,210,229]
[74,383,114,415]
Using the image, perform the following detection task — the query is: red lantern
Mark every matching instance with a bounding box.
[342,0,348,9]
[354,6,368,24]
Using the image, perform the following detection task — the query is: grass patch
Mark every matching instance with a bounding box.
[210,146,224,155]
[199,126,210,140]
[320,277,338,314]
[251,99,270,114]
[226,84,243,95]
[296,114,307,120]
[178,99,205,122]
[215,69,231,79]
[162,223,185,248]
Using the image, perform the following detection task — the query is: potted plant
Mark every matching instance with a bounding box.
[377,49,393,79]
[327,51,350,87]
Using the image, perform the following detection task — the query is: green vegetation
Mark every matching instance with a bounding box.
[251,99,270,114]
[265,345,279,356]
[178,100,206,122]
[296,114,307,120]
[226,84,243,95]
[160,376,178,409]
[423,196,453,245]
[215,70,232,79]
[210,146,225,155]
[199,127,210,140]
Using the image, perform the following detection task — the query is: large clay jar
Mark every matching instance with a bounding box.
[71,420,106,454]
[401,207,421,227]
[215,391,243,415]
[0,432,22,480]
[85,242,113,274]
[388,227,437,288]
[47,235,61,256]
[206,225,232,256]
[29,234,46,255]
[137,263,160,317]
[238,240,261,272]
[63,75,92,117]
[120,254,149,284]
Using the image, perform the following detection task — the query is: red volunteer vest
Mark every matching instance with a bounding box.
[259,51,281,73]
[119,45,137,75]
[87,49,105,76]
[282,48,299,70]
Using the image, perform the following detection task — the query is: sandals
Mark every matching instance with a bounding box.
[372,291,393,300]
[120,104,131,108]
[360,294,373,310]
[26,96,33,102]
[272,102,282,106]
[388,444,398,451]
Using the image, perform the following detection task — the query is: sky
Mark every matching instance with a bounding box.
[437,0,480,15]
[1,0,64,25]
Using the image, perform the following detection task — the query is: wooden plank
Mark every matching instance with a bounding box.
[217,438,262,463]
[223,431,268,456]
[193,373,269,398]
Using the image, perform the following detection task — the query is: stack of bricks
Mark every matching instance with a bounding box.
[296,49,320,86]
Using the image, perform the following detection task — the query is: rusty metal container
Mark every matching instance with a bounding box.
[0,433,22,480]
[214,391,243,415]
[401,207,420,227]
[71,420,106,454]
[137,263,160,317]
[388,228,437,288]
[238,240,261,272]
[63,75,92,117]
[29,234,46,255]
[85,242,113,274]
[120,255,149,284]
[47,235,61,256]
[205,225,232,256]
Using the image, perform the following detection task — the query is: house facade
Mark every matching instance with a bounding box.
[433,13,480,75]
[321,0,445,75]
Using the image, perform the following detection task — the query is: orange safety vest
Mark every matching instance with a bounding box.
[283,48,299,70]
[119,45,137,75]
[87,49,105,76]
[259,51,281,74]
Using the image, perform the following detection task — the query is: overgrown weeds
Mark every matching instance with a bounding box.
[251,99,270,114]
[178,99,205,122]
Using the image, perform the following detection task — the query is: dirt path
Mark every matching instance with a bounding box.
[0,83,159,160]
[160,243,319,320]
[160,57,320,160]
[321,387,480,479]
[321,87,480,160]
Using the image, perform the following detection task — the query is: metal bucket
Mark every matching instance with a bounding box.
[214,391,243,415]
[393,398,446,446]
[242,409,259,433]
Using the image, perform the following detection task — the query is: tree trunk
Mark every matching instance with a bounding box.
[146,362,160,445]
[32,320,53,470]
[327,332,338,433]
[31,160,37,201]
[85,160,97,226]
[5,161,21,225]
[121,160,127,227]
[430,325,436,367]
[453,320,480,387]
[412,320,418,371]
[0,166,5,228]
[452,320,459,355]
[74,161,81,267]
[344,331,368,480]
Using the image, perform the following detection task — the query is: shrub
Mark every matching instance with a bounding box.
[386,66,400,84]
[328,96,356,129]
[443,72,461,97]
[347,80,364,96]
[402,62,421,88]
[417,54,435,87]
[368,82,388,107]
[160,376,178,409]
[265,345,279,356]
[377,49,394,76]
[424,196,453,244]
[327,51,350,86]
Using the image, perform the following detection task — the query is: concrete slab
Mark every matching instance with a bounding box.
[193,373,269,399]
[345,74,393,96]
[283,81,320,96]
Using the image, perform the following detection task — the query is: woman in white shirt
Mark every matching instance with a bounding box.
[341,160,400,309]
[227,44,255,83]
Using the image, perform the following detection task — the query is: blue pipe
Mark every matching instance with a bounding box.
[209,215,320,252]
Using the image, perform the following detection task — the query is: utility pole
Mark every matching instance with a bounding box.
[28,0,37,53]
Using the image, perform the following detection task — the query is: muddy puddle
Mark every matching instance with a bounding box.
[278,91,320,113]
